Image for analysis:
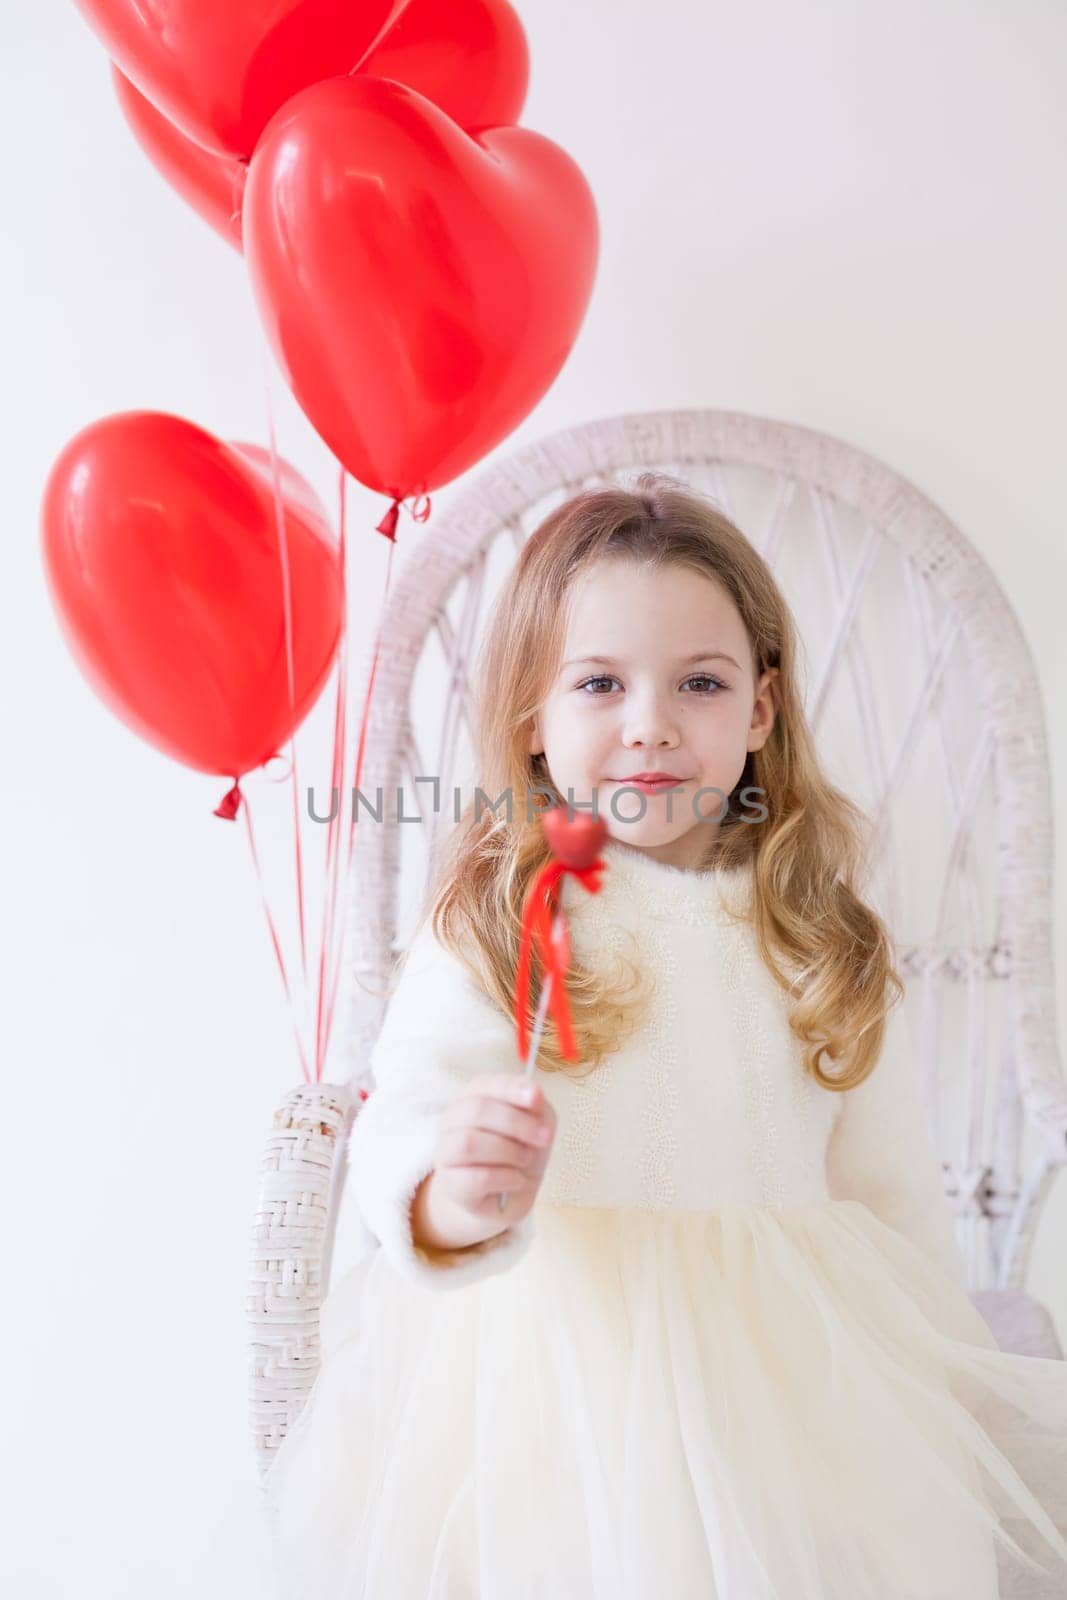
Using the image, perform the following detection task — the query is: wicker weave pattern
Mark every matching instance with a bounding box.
[249,407,1065,1478]
[249,1082,355,1480]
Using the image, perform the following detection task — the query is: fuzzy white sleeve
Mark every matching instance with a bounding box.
[346,920,536,1291]
[824,1001,968,1289]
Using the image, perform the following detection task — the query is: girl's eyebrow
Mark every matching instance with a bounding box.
[562,650,742,671]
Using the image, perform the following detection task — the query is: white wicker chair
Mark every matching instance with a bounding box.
[247,406,1067,1482]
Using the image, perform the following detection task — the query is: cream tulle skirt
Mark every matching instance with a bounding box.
[263,1200,1067,1599]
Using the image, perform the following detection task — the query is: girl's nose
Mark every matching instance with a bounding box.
[621,697,680,749]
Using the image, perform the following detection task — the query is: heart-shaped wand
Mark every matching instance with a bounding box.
[498,809,608,1212]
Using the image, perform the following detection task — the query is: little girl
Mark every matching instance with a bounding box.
[264,473,1067,1598]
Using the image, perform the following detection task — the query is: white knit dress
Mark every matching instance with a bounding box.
[264,839,1067,1599]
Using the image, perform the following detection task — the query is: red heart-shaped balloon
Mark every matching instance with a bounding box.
[358,0,529,133]
[106,0,529,243]
[74,0,404,157]
[244,75,599,498]
[40,412,342,778]
[110,64,246,250]
[541,808,608,871]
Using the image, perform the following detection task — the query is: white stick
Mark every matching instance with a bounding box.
[498,911,565,1213]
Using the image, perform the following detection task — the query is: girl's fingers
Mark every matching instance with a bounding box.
[438,1123,549,1172]
[443,1082,555,1153]
[435,1161,530,1218]
[467,1072,544,1110]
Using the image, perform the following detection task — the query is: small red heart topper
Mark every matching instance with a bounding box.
[541,808,607,870]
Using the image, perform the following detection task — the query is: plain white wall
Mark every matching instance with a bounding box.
[4,1,1065,1592]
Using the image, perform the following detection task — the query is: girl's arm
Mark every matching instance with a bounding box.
[346,919,536,1291]
[824,1000,968,1288]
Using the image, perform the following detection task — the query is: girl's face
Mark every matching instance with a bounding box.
[529,558,778,869]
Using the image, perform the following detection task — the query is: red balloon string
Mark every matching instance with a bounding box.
[210,350,313,1084]
[211,339,319,1088]
[319,498,406,1071]
[312,462,350,1080]
[214,363,427,1083]
[240,783,313,1081]
[261,356,310,1009]
[514,855,606,1062]
[212,485,406,1083]
[212,776,312,1079]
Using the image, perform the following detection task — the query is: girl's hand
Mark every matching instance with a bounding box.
[411,1074,556,1254]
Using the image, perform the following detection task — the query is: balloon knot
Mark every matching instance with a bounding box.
[214,780,243,820]
[375,499,401,542]
[376,494,431,541]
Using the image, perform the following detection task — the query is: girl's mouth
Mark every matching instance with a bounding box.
[610,778,686,794]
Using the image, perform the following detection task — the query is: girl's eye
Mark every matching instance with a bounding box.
[682,674,726,694]
[576,674,726,696]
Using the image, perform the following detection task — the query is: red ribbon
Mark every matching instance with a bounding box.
[515,856,606,1062]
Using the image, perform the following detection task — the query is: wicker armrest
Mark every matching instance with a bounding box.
[247,1082,357,1483]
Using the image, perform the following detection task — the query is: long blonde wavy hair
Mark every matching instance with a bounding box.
[406,471,903,1093]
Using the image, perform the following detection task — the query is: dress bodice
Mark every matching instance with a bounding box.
[346,834,966,1292]
[543,838,840,1211]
